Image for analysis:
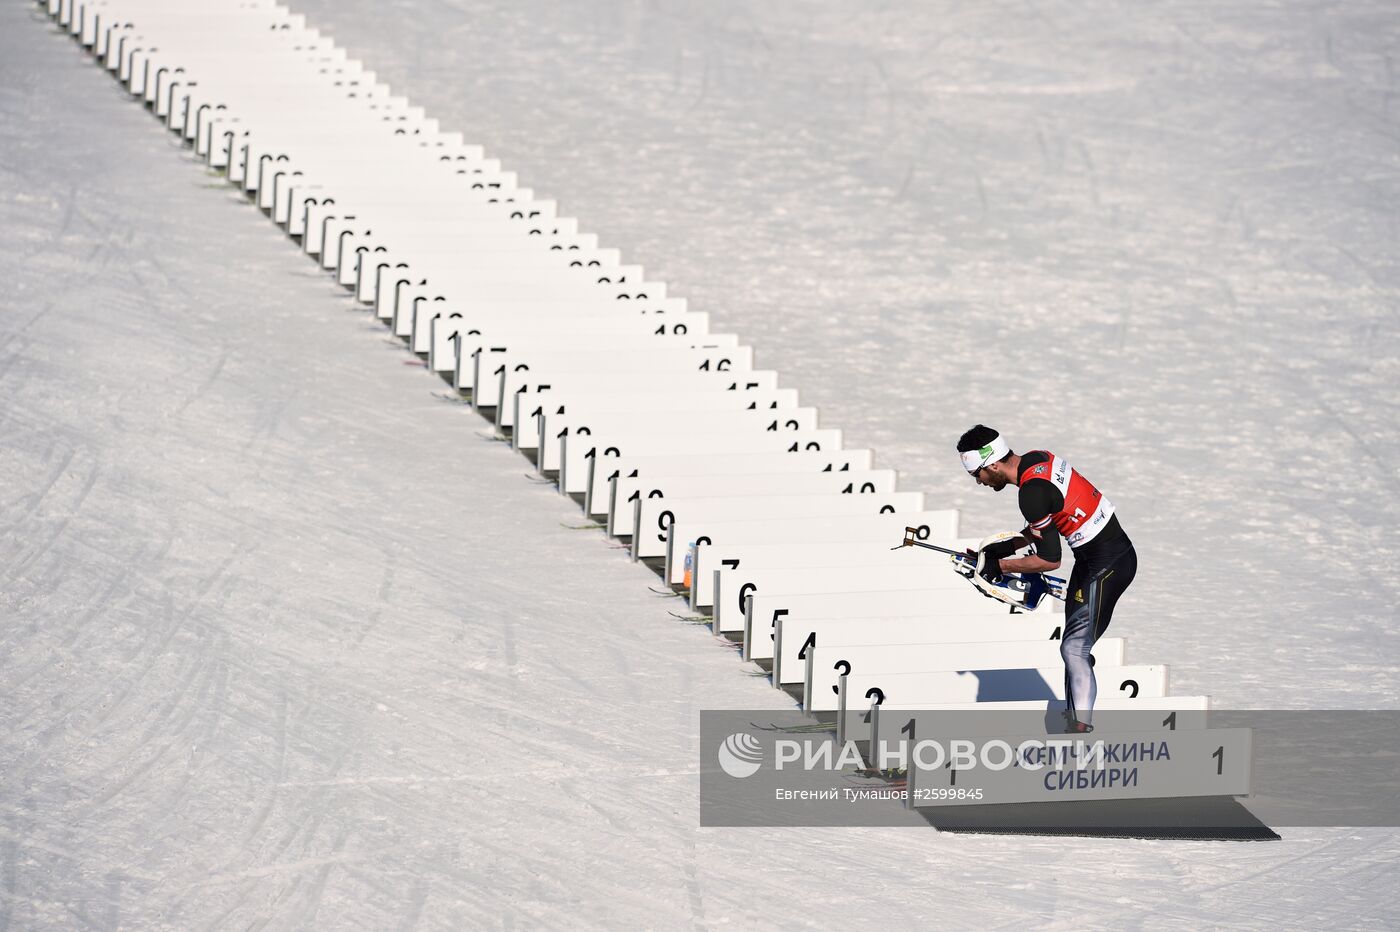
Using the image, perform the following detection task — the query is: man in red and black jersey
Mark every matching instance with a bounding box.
[956,424,1137,733]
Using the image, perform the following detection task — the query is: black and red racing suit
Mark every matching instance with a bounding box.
[1017,450,1137,724]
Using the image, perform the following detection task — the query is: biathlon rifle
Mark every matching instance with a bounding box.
[892,526,1067,611]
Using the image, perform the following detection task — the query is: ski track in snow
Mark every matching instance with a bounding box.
[1,0,1398,928]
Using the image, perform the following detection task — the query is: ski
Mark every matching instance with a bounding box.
[845,778,908,793]
[749,721,837,734]
[852,767,908,780]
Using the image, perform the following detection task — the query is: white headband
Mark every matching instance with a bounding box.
[960,435,1009,473]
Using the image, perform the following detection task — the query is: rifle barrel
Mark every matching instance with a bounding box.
[904,540,966,558]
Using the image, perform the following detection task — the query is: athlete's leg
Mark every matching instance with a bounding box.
[1092,547,1137,640]
[1060,547,1138,727]
[1060,563,1096,724]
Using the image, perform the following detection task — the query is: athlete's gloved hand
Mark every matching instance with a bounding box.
[978,555,1003,583]
[977,539,1019,583]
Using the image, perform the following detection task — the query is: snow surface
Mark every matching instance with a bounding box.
[1,0,1398,927]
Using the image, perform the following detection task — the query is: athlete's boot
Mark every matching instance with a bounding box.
[1063,712,1094,734]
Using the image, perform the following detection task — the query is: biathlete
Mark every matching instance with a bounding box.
[956,425,1137,733]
